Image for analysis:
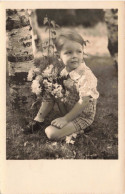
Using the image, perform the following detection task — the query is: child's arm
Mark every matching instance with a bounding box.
[51,96,90,128]
[65,96,90,122]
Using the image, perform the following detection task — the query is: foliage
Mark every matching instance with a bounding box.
[36,9,105,27]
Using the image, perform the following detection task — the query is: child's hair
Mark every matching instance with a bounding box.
[55,30,86,52]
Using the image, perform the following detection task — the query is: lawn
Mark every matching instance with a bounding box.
[6,56,118,159]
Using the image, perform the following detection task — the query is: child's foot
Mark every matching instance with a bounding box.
[23,120,44,134]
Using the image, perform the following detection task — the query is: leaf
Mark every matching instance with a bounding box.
[27,9,32,16]
[24,141,29,147]
[50,20,56,28]
[70,140,75,145]
[86,154,98,159]
[31,100,39,109]
[52,30,56,35]
[73,150,76,157]
[55,24,60,28]
[114,134,118,139]
[52,142,57,146]
[83,40,90,46]
[32,143,35,148]
[21,128,24,132]
[45,26,49,32]
[72,133,77,138]
[107,145,112,149]
[43,16,49,25]
[55,154,59,158]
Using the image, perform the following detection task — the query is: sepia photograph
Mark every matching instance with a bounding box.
[0,1,125,194]
[6,8,118,160]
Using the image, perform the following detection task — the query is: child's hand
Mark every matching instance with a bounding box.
[51,117,68,129]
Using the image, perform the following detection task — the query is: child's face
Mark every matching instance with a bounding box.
[60,40,83,72]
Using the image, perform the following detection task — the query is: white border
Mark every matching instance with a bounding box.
[0,2,125,194]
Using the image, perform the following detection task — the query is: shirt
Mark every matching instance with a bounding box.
[60,62,99,102]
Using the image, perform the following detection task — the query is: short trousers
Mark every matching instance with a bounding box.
[42,93,97,133]
[72,99,97,132]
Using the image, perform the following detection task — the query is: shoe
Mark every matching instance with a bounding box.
[23,120,44,134]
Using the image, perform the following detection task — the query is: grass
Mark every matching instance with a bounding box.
[6,56,118,160]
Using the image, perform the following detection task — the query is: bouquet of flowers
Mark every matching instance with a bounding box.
[28,56,67,100]
[27,16,70,102]
[28,58,71,102]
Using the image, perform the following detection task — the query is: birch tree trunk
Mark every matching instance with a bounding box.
[6,9,42,79]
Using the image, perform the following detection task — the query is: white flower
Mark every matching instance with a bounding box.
[65,133,77,144]
[66,136,72,144]
[27,67,41,81]
[43,79,52,90]
[52,83,64,98]
[31,79,42,95]
[52,142,57,146]
[27,67,35,81]
[34,68,41,73]
[65,90,70,96]
[52,85,63,98]
[53,83,59,89]
[42,64,54,77]
[72,133,77,138]
[70,140,75,145]
[43,79,48,84]
[36,75,43,82]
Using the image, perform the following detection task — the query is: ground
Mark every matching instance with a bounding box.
[6,56,118,159]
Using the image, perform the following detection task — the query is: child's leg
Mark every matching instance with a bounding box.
[23,101,55,134]
[34,101,55,122]
[45,115,95,140]
[45,122,76,140]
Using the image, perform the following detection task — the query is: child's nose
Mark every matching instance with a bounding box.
[72,52,77,58]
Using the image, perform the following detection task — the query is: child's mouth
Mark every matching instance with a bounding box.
[71,61,78,64]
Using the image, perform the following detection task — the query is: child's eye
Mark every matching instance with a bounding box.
[77,50,82,53]
[65,51,72,54]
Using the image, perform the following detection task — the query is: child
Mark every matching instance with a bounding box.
[25,30,99,140]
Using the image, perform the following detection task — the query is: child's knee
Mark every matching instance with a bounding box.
[45,126,56,140]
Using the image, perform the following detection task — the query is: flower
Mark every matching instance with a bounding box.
[29,58,67,100]
[72,133,77,138]
[66,136,72,144]
[65,90,70,97]
[27,67,41,81]
[36,75,43,83]
[43,16,49,25]
[43,79,53,93]
[31,79,42,95]
[65,133,77,144]
[42,64,54,77]
[34,68,41,74]
[70,140,75,145]
[52,84,64,98]
[27,67,35,81]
